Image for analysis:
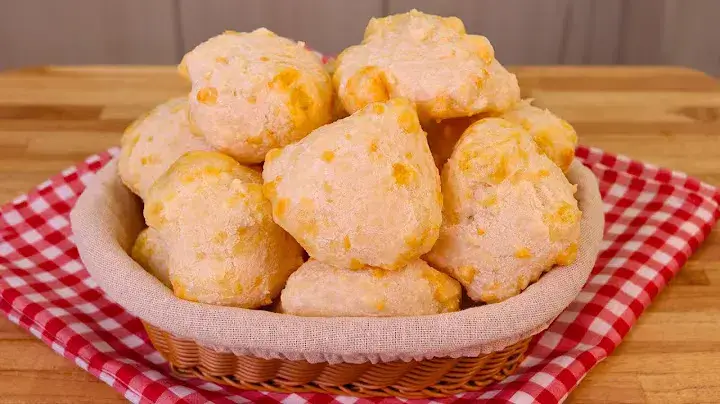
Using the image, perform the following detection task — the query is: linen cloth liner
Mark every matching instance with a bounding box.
[70,158,604,364]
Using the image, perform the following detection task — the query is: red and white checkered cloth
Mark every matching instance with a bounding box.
[1,145,719,403]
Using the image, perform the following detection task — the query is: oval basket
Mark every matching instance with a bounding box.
[71,159,604,398]
[145,322,531,398]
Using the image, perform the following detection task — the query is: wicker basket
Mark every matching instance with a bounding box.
[143,322,531,398]
[72,159,604,399]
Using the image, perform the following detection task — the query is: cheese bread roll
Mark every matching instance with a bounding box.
[281,259,461,317]
[333,10,519,122]
[425,100,578,172]
[425,115,478,169]
[118,98,213,199]
[131,227,171,288]
[180,29,334,163]
[145,151,304,307]
[263,98,442,270]
[500,100,578,172]
[323,56,349,121]
[425,118,581,303]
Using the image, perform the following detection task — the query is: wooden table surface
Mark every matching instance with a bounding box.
[0,66,718,403]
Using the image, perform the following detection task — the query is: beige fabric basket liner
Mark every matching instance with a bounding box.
[71,158,604,364]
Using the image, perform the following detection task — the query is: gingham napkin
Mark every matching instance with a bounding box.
[1,146,718,404]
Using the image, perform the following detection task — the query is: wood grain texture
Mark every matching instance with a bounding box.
[388,0,571,65]
[0,66,719,402]
[561,0,624,64]
[0,0,180,71]
[618,0,720,75]
[0,319,125,403]
[661,0,720,76]
[617,0,668,66]
[1,1,719,74]
[178,0,384,55]
[390,0,720,73]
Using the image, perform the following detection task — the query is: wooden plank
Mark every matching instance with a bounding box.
[385,0,716,73]
[561,0,624,64]
[562,0,720,74]
[560,0,593,64]
[0,340,81,371]
[617,0,668,65]
[569,364,647,403]
[0,318,34,341]
[0,318,125,403]
[178,0,384,55]
[0,66,188,105]
[1,373,124,403]
[0,371,125,404]
[662,0,720,76]
[639,373,720,403]
[614,0,720,75]
[387,0,572,64]
[585,0,624,63]
[0,0,179,71]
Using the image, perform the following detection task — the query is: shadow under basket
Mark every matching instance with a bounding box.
[143,322,531,399]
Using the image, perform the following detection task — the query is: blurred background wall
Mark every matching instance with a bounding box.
[1,0,718,75]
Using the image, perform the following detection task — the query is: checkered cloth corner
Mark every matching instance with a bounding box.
[1,146,719,404]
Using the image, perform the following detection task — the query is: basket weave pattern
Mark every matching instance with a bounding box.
[144,322,531,398]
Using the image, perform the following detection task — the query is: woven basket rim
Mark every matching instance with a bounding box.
[143,321,532,398]
[71,159,604,363]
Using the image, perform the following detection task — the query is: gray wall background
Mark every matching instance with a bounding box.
[1,0,718,75]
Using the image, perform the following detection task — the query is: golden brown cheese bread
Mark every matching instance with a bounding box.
[118,98,213,199]
[424,115,479,169]
[262,98,442,270]
[333,10,520,122]
[424,100,578,171]
[144,151,304,307]
[180,28,334,163]
[281,259,461,317]
[425,118,581,303]
[131,227,171,288]
[500,100,578,172]
[323,56,349,121]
